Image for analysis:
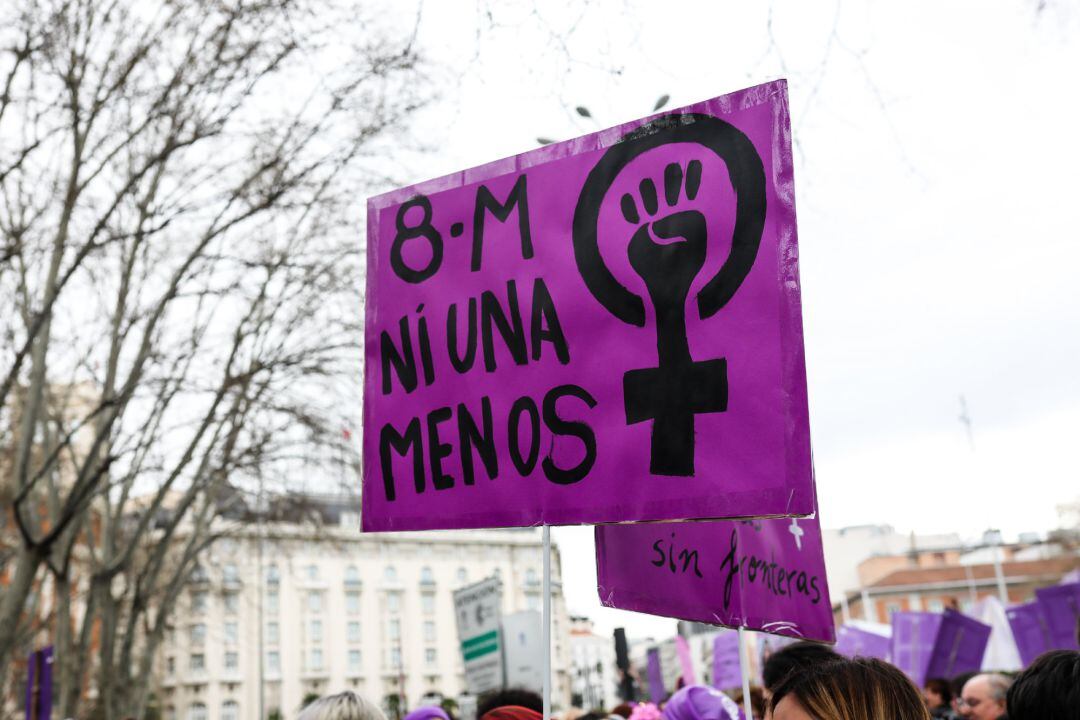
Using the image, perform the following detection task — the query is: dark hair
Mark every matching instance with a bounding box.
[476,689,544,718]
[731,686,765,719]
[923,678,952,704]
[762,641,844,691]
[1006,650,1080,720]
[948,670,977,699]
[610,704,633,719]
[769,657,930,720]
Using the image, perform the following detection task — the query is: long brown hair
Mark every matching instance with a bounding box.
[769,657,930,720]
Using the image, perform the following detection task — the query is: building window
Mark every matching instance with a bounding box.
[308,591,322,613]
[493,567,502,579]
[457,567,467,583]
[349,649,362,672]
[166,656,175,675]
[309,648,324,671]
[223,564,239,584]
[387,593,400,614]
[266,564,280,585]
[527,595,539,612]
[310,619,323,643]
[384,565,397,582]
[191,591,208,614]
[224,651,239,670]
[190,565,209,583]
[267,651,280,674]
[420,566,435,585]
[426,648,437,665]
[190,624,207,645]
[348,621,361,644]
[224,622,238,645]
[388,619,401,640]
[424,621,436,643]
[223,593,239,615]
[927,598,945,613]
[346,591,361,615]
[221,701,239,720]
[885,601,902,618]
[266,589,279,614]
[266,622,279,645]
[390,647,402,669]
[190,654,205,671]
[526,568,538,585]
[346,565,361,585]
[421,594,435,615]
[306,564,320,581]
[188,703,208,720]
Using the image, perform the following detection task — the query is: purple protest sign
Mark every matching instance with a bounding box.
[712,632,742,690]
[1035,582,1080,651]
[362,80,812,530]
[925,610,991,680]
[647,647,666,703]
[833,625,891,661]
[1005,601,1052,667]
[890,612,942,688]
[595,508,834,642]
[24,645,53,720]
[675,635,697,685]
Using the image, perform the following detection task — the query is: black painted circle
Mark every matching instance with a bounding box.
[571,113,767,327]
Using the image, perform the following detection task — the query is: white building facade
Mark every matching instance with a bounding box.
[568,617,617,710]
[155,501,572,720]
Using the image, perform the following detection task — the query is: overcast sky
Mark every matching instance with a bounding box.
[371,0,1080,639]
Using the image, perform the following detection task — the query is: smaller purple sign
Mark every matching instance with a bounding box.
[647,648,665,703]
[24,645,53,720]
[834,625,891,661]
[890,612,942,687]
[925,610,991,680]
[712,632,742,690]
[1035,582,1080,652]
[595,509,834,642]
[1006,601,1052,667]
[675,635,697,685]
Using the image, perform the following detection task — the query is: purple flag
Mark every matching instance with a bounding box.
[675,635,697,685]
[834,625,891,661]
[890,612,942,687]
[1035,582,1080,651]
[362,80,813,531]
[925,610,991,680]
[595,508,834,642]
[24,645,53,720]
[647,648,665,703]
[712,632,743,690]
[1006,601,1053,667]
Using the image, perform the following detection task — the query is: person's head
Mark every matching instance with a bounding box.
[768,657,930,720]
[1005,649,1080,720]
[923,678,952,709]
[958,674,1010,720]
[298,692,387,720]
[481,708,542,720]
[731,686,765,720]
[761,642,844,700]
[477,689,544,718]
[610,704,633,719]
[404,707,451,720]
[661,685,740,720]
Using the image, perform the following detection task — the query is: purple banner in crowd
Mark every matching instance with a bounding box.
[647,648,665,703]
[24,645,53,720]
[1035,582,1080,651]
[925,610,991,680]
[712,632,743,690]
[890,612,943,688]
[362,80,813,530]
[595,507,834,642]
[834,625,891,661]
[675,635,697,685]
[1006,601,1052,667]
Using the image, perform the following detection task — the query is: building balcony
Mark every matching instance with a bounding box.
[302,667,330,680]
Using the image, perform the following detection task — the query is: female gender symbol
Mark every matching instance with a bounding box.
[571,113,766,476]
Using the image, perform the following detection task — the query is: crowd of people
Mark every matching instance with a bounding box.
[295,647,1079,720]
